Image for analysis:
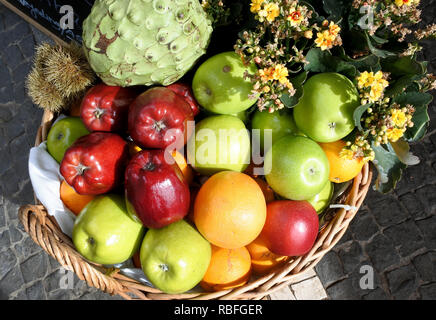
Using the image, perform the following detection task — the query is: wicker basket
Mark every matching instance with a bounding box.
[18,109,373,300]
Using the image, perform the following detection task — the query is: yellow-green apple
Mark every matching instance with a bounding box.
[264,135,330,200]
[187,115,251,175]
[251,109,299,152]
[140,219,211,294]
[72,194,145,265]
[192,51,258,114]
[46,117,89,163]
[307,181,333,214]
[293,73,360,142]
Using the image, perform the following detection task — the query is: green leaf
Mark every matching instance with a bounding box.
[381,56,426,78]
[304,48,357,78]
[353,103,373,131]
[393,92,433,141]
[385,74,421,98]
[364,32,396,58]
[337,47,380,71]
[390,139,420,166]
[322,0,345,21]
[372,142,406,193]
[370,34,389,45]
[280,71,308,108]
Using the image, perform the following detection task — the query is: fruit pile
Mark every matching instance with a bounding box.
[27,0,435,296]
[44,52,363,294]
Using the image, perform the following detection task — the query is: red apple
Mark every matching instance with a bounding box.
[261,200,319,256]
[125,149,190,229]
[166,83,201,116]
[80,83,137,132]
[128,87,194,150]
[60,132,129,195]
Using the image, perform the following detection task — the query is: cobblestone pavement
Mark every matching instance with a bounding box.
[315,0,436,300]
[0,2,435,300]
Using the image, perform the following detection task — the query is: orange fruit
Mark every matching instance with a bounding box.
[59,180,95,216]
[253,177,275,203]
[319,140,364,183]
[171,150,194,185]
[201,245,252,292]
[246,234,290,275]
[128,144,193,184]
[194,171,267,249]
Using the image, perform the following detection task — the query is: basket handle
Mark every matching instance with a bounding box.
[18,205,132,299]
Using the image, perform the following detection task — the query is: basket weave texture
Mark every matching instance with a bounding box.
[18,109,373,300]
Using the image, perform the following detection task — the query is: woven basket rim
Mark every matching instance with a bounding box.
[19,109,373,300]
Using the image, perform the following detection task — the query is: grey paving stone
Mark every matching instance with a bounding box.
[383,220,424,257]
[399,193,427,221]
[8,221,25,244]
[349,209,379,242]
[386,265,419,300]
[47,289,74,300]
[315,251,345,288]
[20,253,48,283]
[0,229,11,248]
[26,280,47,300]
[364,234,400,272]
[362,287,390,300]
[415,216,436,250]
[2,44,24,70]
[337,242,365,274]
[13,236,42,260]
[419,283,436,300]
[368,197,409,227]
[326,278,361,300]
[415,185,436,217]
[0,248,17,280]
[412,252,436,283]
[0,265,24,299]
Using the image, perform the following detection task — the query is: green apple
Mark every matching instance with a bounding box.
[293,73,360,143]
[140,219,211,294]
[72,194,145,265]
[192,51,258,115]
[187,115,251,175]
[251,109,300,152]
[307,181,333,214]
[46,117,90,163]
[265,135,330,200]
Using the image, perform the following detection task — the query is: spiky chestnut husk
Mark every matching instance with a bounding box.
[26,67,66,112]
[42,42,96,97]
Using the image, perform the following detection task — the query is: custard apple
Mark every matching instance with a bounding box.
[82,0,213,86]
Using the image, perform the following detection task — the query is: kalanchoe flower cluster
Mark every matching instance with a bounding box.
[352,0,421,41]
[356,71,390,104]
[314,20,342,51]
[235,1,343,111]
[341,99,415,161]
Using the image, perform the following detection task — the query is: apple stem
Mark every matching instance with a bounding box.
[159,264,169,272]
[76,163,89,176]
[152,120,166,132]
[94,108,105,119]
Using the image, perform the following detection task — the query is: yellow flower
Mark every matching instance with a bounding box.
[272,64,289,84]
[260,3,280,22]
[357,71,370,88]
[315,30,333,50]
[287,8,303,27]
[259,67,275,82]
[395,0,413,6]
[340,148,355,160]
[250,0,263,13]
[328,21,341,37]
[391,109,407,127]
[386,127,406,142]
